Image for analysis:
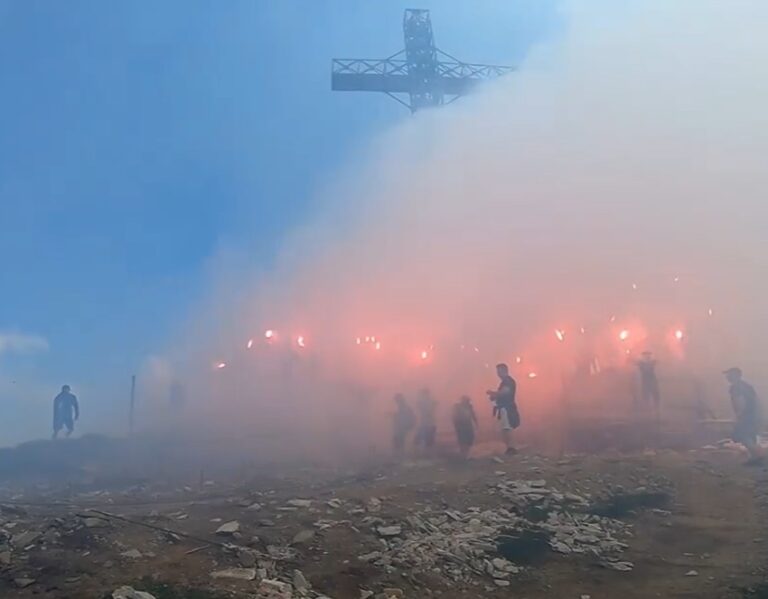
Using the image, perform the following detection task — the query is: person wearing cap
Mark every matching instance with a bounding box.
[724,367,764,464]
[487,363,520,455]
[52,385,80,439]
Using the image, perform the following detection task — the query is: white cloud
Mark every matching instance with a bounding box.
[0,332,49,355]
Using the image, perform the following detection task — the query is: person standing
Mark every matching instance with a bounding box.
[392,393,416,457]
[724,367,764,465]
[452,395,478,458]
[487,363,520,455]
[52,385,80,439]
[414,387,437,451]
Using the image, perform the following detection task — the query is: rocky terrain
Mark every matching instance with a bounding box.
[1,443,767,598]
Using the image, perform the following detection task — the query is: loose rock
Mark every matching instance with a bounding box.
[259,578,293,598]
[14,578,36,589]
[112,586,157,599]
[292,529,316,545]
[83,517,110,529]
[210,567,257,581]
[215,520,241,535]
[377,525,402,537]
[11,531,41,547]
[293,569,310,592]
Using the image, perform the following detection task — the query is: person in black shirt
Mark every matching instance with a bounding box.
[724,367,764,464]
[453,395,478,458]
[52,385,80,439]
[487,363,520,455]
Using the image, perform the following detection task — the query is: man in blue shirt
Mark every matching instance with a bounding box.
[487,363,521,455]
[52,385,80,439]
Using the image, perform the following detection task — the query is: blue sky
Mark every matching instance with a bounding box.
[0,0,561,442]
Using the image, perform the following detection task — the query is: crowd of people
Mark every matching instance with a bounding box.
[390,359,765,464]
[391,362,522,458]
[48,359,764,466]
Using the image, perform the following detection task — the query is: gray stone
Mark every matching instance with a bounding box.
[112,587,157,599]
[238,549,257,567]
[377,525,402,537]
[287,499,312,508]
[604,561,634,572]
[291,529,315,545]
[83,517,110,529]
[215,521,240,535]
[292,569,310,591]
[11,531,41,547]
[121,549,143,559]
[259,578,293,598]
[552,541,573,554]
[210,567,257,581]
[14,578,36,589]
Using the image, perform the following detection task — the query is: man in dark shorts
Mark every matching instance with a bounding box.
[724,367,763,465]
[453,395,478,458]
[487,363,520,455]
[52,385,80,439]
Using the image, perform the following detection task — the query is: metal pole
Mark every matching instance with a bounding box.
[129,374,136,435]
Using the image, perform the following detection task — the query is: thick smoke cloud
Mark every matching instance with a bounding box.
[144,0,768,460]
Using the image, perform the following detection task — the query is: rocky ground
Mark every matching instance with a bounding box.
[1,443,768,599]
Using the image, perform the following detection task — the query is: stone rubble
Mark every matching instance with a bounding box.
[361,477,632,583]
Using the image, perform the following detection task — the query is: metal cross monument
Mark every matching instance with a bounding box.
[331,8,514,113]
